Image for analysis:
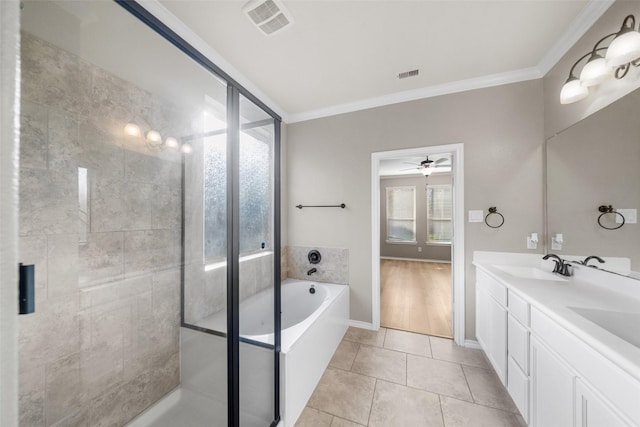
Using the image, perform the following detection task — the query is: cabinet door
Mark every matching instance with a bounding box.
[530,336,574,427]
[476,286,489,350]
[575,378,632,427]
[487,295,507,383]
[476,281,507,384]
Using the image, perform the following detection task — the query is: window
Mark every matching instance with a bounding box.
[203,112,274,262]
[386,186,416,243]
[427,184,452,244]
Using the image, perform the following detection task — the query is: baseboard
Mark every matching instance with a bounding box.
[380,256,452,264]
[464,339,482,350]
[348,320,376,330]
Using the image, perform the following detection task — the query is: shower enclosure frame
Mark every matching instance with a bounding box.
[115,2,282,426]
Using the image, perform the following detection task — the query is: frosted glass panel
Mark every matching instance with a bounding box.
[204,133,227,260]
[239,133,271,254]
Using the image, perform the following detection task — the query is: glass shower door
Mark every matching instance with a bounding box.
[237,94,280,426]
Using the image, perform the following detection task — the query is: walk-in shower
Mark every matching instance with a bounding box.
[17,1,281,426]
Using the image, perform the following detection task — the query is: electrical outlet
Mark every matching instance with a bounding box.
[418,246,422,252]
[527,234,538,250]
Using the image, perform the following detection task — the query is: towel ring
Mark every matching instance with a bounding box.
[597,205,625,230]
[485,207,505,228]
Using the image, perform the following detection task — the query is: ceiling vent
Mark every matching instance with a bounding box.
[398,69,420,79]
[243,0,293,36]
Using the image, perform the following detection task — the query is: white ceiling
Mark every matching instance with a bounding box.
[157,0,612,122]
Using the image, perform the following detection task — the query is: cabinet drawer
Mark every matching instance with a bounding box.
[508,356,529,423]
[508,290,530,326]
[477,269,507,306]
[508,315,529,374]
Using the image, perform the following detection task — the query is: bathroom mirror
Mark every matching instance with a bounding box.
[546,87,640,277]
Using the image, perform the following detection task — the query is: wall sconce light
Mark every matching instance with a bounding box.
[123,121,192,154]
[560,14,640,105]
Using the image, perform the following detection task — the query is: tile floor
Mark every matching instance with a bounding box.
[295,327,527,427]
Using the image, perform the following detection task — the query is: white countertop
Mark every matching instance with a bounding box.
[473,251,640,382]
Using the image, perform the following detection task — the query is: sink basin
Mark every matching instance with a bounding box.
[492,264,568,282]
[568,306,640,348]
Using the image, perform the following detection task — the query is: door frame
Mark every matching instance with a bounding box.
[371,143,465,346]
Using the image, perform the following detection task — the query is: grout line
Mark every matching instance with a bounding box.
[460,363,475,403]
[438,394,447,427]
[366,378,378,426]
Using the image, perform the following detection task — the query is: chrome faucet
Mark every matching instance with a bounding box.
[580,255,606,268]
[542,254,572,277]
[307,268,317,276]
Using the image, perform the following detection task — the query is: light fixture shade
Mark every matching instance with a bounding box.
[579,57,612,86]
[164,137,179,149]
[146,130,162,144]
[560,79,589,104]
[605,30,640,67]
[180,143,193,154]
[421,167,433,176]
[124,123,141,137]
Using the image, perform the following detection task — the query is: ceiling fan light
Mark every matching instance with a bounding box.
[605,30,640,67]
[579,56,612,86]
[560,79,589,104]
[421,167,433,176]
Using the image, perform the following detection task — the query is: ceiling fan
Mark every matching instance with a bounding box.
[401,156,450,175]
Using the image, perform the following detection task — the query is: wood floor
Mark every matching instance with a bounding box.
[380,259,452,338]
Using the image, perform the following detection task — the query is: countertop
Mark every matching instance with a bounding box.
[473,252,640,382]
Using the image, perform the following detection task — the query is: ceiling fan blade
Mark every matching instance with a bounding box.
[434,158,448,165]
[403,162,420,166]
[400,167,420,171]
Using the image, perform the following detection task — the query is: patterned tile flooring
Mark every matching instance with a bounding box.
[295,327,527,427]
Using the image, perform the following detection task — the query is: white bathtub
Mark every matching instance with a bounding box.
[276,280,349,426]
[181,279,349,426]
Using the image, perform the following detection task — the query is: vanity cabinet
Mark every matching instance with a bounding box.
[474,263,640,427]
[475,270,507,384]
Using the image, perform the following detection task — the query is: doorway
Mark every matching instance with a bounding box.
[371,144,465,346]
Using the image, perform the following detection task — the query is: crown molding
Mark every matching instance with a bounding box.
[536,0,615,76]
[136,0,290,122]
[287,67,542,123]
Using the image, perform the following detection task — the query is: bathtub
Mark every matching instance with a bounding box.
[276,280,349,426]
[181,279,349,426]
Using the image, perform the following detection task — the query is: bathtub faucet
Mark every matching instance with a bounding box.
[307,268,317,276]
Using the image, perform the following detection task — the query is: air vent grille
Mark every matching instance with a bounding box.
[398,69,420,79]
[260,13,290,34]
[247,0,280,25]
[243,0,293,35]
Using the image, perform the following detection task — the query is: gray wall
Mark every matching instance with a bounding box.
[18,32,181,426]
[544,0,640,138]
[380,175,452,261]
[286,79,545,339]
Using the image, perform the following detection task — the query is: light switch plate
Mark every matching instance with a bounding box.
[616,209,637,224]
[469,210,484,223]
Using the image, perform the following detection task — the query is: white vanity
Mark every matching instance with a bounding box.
[473,251,640,427]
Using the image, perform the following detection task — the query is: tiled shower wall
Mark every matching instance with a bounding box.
[18,32,182,426]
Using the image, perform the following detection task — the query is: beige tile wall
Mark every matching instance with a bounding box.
[287,245,349,285]
[18,32,182,426]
